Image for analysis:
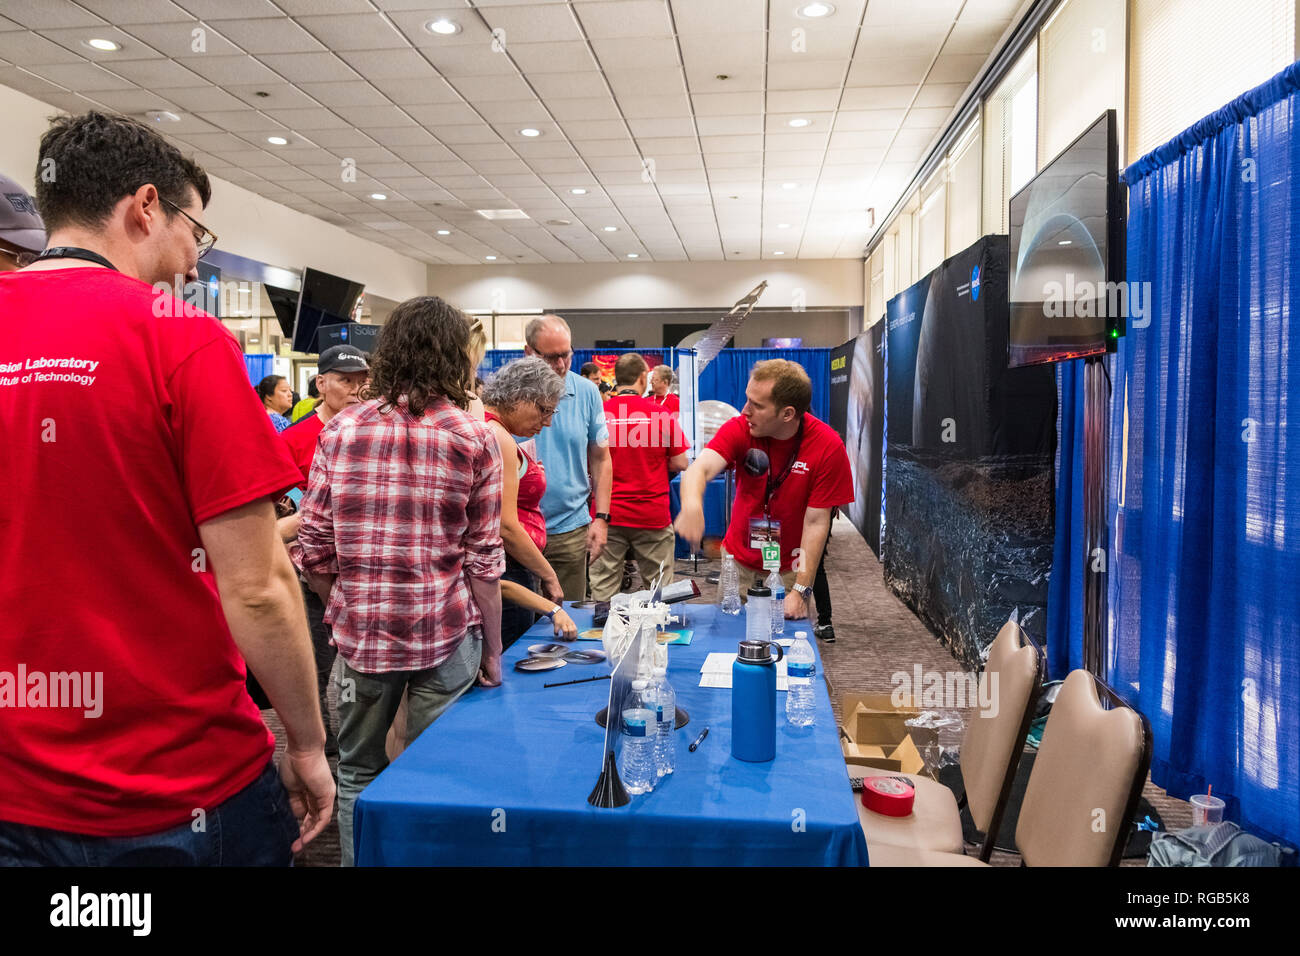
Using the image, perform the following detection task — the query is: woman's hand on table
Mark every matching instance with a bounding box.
[477,652,502,688]
[552,608,578,640]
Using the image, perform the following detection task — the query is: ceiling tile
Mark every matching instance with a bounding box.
[0,31,84,64]
[293,13,410,51]
[172,0,286,19]
[479,3,583,43]
[79,0,195,25]
[529,71,609,100]
[847,56,931,87]
[865,0,963,24]
[259,51,362,83]
[627,117,696,138]
[25,61,137,91]
[419,44,520,76]
[573,1,674,39]
[174,54,283,86]
[120,22,241,57]
[767,59,846,90]
[297,80,389,108]
[926,53,989,85]
[588,36,679,70]
[548,96,621,120]
[476,100,553,123]
[216,16,325,54]
[4,0,105,29]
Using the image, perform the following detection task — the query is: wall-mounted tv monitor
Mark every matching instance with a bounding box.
[1007,110,1125,368]
[291,267,365,354]
[264,283,300,340]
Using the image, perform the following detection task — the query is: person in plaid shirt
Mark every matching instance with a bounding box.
[294,296,505,866]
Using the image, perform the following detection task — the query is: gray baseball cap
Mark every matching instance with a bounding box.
[0,174,46,253]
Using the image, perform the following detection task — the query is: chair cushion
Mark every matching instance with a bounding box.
[855,769,964,853]
[867,843,991,867]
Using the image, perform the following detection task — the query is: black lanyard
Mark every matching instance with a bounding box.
[33,246,119,271]
[761,416,805,518]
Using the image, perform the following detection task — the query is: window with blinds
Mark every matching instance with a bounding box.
[982,42,1038,235]
[1039,0,1127,167]
[1129,0,1295,161]
[917,168,947,277]
[946,119,982,256]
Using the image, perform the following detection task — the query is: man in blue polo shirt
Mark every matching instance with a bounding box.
[525,315,611,602]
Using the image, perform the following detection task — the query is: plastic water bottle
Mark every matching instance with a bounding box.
[785,630,816,727]
[650,667,676,777]
[620,679,656,794]
[720,553,742,616]
[766,568,786,638]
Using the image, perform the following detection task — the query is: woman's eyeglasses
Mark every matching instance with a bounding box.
[161,197,218,258]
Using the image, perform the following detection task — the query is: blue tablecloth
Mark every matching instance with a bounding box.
[668,474,729,558]
[354,603,869,866]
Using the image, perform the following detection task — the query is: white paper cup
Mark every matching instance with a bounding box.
[1190,794,1225,826]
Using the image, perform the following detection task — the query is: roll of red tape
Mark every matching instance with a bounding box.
[861,776,916,817]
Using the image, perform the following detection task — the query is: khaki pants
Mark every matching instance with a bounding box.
[589,525,676,602]
[544,525,590,603]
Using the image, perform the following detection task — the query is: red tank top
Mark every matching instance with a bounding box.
[486,412,547,552]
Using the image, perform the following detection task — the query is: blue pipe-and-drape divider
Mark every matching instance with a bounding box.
[1048,60,1300,846]
[480,346,833,423]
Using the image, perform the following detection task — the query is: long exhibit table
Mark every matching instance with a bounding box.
[353,602,869,866]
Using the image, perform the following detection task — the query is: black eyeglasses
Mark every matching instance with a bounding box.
[538,349,572,364]
[161,197,218,258]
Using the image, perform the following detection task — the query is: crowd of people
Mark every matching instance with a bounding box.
[0,110,852,868]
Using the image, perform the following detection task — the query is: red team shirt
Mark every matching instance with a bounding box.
[707,412,854,572]
[281,409,325,490]
[0,268,302,836]
[605,392,689,528]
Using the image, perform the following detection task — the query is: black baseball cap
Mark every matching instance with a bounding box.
[317,345,369,375]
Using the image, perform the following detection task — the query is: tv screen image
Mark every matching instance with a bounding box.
[1008,110,1124,368]
[291,268,365,354]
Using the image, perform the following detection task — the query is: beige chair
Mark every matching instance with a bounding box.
[870,668,1152,867]
[856,618,1044,860]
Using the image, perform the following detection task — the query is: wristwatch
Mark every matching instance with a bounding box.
[594,512,611,522]
[542,605,562,619]
[792,583,811,599]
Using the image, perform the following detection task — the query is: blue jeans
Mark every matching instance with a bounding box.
[0,759,298,866]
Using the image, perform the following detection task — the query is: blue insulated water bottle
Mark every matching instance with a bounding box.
[731,639,784,762]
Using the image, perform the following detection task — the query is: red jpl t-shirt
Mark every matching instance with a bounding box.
[606,392,689,528]
[650,392,680,416]
[281,409,326,491]
[0,267,303,837]
[707,412,854,572]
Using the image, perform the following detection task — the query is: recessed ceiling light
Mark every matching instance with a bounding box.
[778,223,791,228]
[485,255,497,260]
[518,128,542,137]
[570,188,588,195]
[797,2,835,19]
[436,229,451,235]
[477,208,529,220]
[626,253,639,258]
[603,226,618,232]
[266,135,288,146]
[1058,239,1073,245]
[545,218,572,226]
[424,18,461,35]
[774,251,785,255]
[370,193,387,200]
[782,182,799,190]
[84,38,120,52]
[787,118,811,128]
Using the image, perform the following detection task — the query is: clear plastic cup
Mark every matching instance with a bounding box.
[1190,794,1225,826]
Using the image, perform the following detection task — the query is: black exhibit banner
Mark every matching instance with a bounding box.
[845,322,884,557]
[828,338,854,441]
[883,235,1057,666]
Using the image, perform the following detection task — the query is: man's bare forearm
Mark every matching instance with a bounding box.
[796,510,832,589]
[222,550,325,752]
[468,575,503,660]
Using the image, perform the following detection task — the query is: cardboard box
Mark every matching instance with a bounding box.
[839,693,927,775]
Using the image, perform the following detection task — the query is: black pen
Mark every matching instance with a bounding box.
[689,727,710,752]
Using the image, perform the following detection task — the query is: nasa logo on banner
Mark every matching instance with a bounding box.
[971,265,981,302]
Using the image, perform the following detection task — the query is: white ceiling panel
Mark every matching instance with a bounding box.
[0,0,1018,262]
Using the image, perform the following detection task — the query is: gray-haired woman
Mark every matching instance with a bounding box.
[481,356,570,649]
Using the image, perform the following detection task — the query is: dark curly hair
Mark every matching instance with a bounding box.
[36,111,211,233]
[364,296,473,416]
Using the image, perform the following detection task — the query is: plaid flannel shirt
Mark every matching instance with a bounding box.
[294,396,505,674]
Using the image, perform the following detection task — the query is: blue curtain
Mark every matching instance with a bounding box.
[696,348,832,421]
[1109,61,1300,846]
[1046,360,1086,681]
[244,353,274,387]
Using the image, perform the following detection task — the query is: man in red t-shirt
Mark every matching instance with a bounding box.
[0,112,332,865]
[648,364,680,416]
[277,344,369,755]
[590,354,689,601]
[675,359,854,621]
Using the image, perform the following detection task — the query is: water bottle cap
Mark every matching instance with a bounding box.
[632,678,647,690]
[795,630,808,639]
[653,667,666,677]
[746,584,771,597]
